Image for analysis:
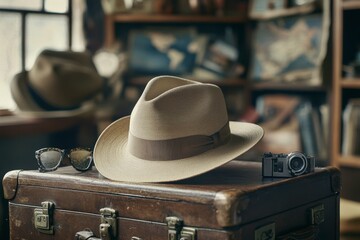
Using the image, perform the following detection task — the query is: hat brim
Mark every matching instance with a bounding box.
[94,116,264,183]
[11,71,96,118]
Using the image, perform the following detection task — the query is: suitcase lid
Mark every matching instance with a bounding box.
[3,161,340,229]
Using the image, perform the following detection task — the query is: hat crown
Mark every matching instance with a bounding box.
[129,76,228,140]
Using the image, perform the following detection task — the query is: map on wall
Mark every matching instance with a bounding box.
[128,28,199,75]
[250,14,329,85]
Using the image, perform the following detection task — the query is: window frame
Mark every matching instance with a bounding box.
[0,0,72,71]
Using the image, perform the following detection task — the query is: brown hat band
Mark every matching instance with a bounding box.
[128,123,231,161]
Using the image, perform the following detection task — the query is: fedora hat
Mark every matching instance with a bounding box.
[11,49,103,117]
[94,76,264,182]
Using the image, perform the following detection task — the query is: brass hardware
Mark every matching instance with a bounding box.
[311,204,325,225]
[75,229,100,240]
[166,216,197,240]
[99,223,112,240]
[100,208,117,240]
[166,216,183,240]
[254,223,275,240]
[34,201,55,235]
[180,227,197,240]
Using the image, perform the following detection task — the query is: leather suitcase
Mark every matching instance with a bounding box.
[2,161,340,239]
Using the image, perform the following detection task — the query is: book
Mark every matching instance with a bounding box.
[342,99,360,156]
[295,101,326,160]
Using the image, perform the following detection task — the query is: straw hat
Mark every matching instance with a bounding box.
[10,49,103,117]
[94,76,263,182]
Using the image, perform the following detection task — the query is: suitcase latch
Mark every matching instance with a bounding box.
[34,201,55,235]
[166,216,197,240]
[99,207,117,240]
[311,204,325,225]
[180,227,197,240]
[254,223,275,240]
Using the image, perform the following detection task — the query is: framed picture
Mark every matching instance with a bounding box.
[127,28,199,75]
[249,13,328,85]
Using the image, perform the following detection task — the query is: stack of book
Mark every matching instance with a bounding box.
[342,99,360,156]
[253,95,327,161]
[296,101,327,161]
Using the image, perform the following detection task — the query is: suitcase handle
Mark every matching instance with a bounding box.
[277,225,319,240]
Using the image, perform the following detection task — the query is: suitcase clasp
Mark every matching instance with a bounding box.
[310,204,325,225]
[166,216,183,240]
[166,216,197,240]
[180,227,197,240]
[254,223,275,240]
[34,201,55,235]
[100,207,117,240]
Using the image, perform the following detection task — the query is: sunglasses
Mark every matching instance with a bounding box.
[35,147,93,172]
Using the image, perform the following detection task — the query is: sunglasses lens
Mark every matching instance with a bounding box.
[39,150,62,169]
[69,149,92,170]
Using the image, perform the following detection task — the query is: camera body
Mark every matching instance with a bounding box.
[262,152,315,177]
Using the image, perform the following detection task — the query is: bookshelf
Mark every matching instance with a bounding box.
[104,9,250,121]
[331,0,360,168]
[251,82,328,92]
[128,76,246,87]
[103,1,333,162]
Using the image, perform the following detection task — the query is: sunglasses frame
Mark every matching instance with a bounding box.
[35,147,93,172]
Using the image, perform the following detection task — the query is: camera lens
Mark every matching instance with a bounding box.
[288,152,307,175]
[290,157,304,171]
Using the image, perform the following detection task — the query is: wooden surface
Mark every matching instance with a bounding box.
[331,0,343,168]
[251,82,328,92]
[109,14,247,23]
[128,76,246,88]
[104,14,246,47]
[0,115,93,137]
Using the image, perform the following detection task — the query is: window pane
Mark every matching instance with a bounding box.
[45,0,68,13]
[26,14,68,69]
[0,12,21,110]
[0,0,42,11]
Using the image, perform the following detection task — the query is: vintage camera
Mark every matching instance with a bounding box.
[262,152,315,177]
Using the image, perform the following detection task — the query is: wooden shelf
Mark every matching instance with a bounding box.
[342,0,360,10]
[251,82,327,92]
[0,115,93,137]
[341,78,360,88]
[109,14,247,23]
[104,13,246,47]
[129,76,246,88]
[249,3,316,20]
[339,155,360,168]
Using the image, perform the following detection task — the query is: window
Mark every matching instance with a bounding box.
[0,0,85,109]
